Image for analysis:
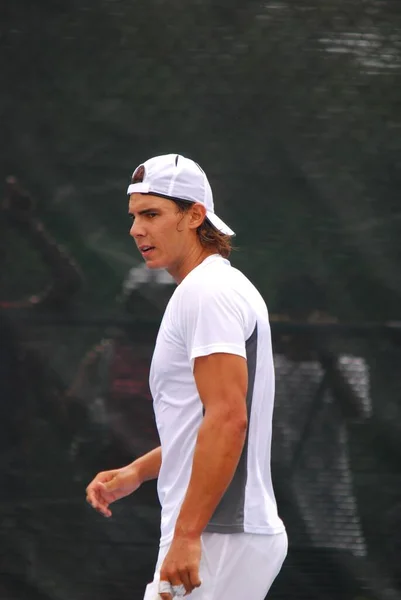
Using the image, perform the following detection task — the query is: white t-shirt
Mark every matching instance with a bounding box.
[149,254,285,547]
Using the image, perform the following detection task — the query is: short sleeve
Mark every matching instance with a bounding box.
[178,283,254,363]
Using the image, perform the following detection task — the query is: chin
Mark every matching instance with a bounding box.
[145,258,167,270]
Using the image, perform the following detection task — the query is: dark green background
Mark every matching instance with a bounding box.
[1,2,401,600]
[2,0,401,318]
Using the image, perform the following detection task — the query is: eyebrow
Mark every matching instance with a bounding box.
[128,207,159,217]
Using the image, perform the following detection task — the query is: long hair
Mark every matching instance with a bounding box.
[172,199,233,259]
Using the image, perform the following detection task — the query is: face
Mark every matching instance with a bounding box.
[128,194,206,280]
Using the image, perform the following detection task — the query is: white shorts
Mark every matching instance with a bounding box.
[143,531,288,600]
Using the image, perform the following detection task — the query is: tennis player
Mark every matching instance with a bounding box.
[86,154,287,599]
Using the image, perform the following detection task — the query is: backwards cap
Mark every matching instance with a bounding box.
[127,154,235,236]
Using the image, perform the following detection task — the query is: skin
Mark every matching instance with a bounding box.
[163,352,248,597]
[86,193,248,598]
[128,192,213,284]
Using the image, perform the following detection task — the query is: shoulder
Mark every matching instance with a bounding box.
[181,259,252,297]
[177,269,242,310]
[178,273,257,339]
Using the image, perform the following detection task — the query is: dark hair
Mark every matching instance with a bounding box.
[172,198,233,259]
[131,165,145,184]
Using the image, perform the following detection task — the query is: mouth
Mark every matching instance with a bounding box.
[139,245,155,257]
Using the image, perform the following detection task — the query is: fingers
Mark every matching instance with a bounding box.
[86,487,112,517]
[188,565,202,592]
[158,581,186,599]
[85,469,123,517]
[177,569,193,596]
[159,569,184,599]
[158,536,202,597]
[159,568,200,597]
[158,579,173,600]
[86,481,112,517]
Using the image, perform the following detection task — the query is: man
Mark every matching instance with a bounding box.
[86,154,287,600]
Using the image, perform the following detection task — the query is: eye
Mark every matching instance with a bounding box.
[147,212,157,219]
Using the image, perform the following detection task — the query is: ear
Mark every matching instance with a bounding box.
[189,203,207,230]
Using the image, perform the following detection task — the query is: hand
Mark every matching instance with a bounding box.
[159,534,202,598]
[85,464,142,517]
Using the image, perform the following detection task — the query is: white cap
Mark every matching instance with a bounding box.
[127,154,235,236]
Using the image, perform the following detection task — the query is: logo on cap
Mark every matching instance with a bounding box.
[132,165,145,184]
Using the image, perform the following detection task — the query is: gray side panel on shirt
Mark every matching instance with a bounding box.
[204,324,258,534]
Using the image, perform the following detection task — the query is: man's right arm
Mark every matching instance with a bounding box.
[132,445,162,483]
[86,446,161,517]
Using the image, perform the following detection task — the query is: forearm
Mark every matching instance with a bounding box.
[131,446,162,483]
[175,411,247,538]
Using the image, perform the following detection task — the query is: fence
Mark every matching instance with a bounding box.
[1,0,401,598]
[1,310,400,599]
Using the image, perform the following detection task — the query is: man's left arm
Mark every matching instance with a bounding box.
[159,352,248,598]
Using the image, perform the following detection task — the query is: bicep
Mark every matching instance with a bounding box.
[193,353,248,419]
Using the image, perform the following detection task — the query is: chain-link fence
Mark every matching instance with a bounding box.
[1,0,401,598]
[1,313,400,599]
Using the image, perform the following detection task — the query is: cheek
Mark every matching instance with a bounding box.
[169,228,187,252]
[159,221,182,248]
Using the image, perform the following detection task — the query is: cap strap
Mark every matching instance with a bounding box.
[127,182,151,195]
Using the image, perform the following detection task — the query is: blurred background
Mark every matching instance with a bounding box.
[1,1,400,599]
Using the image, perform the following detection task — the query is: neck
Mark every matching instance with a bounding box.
[169,247,218,284]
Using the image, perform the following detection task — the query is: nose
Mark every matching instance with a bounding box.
[130,219,145,239]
